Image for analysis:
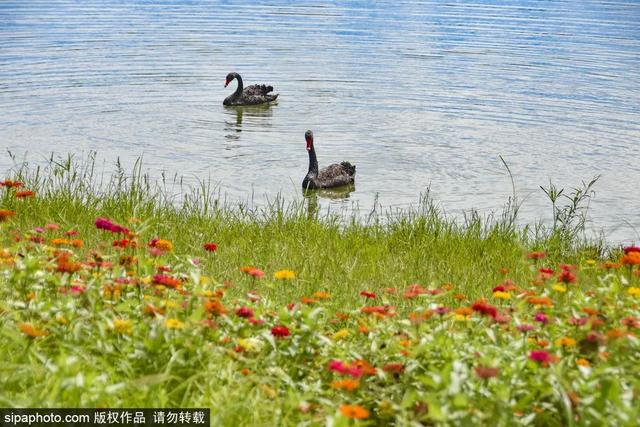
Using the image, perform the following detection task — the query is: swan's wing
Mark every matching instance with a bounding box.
[317,163,356,188]
[239,85,278,104]
[244,84,274,96]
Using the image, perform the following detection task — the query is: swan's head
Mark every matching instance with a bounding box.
[225,72,237,88]
[305,130,314,152]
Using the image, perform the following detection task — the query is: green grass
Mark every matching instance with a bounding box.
[1,157,637,426]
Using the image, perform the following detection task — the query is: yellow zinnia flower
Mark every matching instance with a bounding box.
[165,318,184,329]
[113,318,133,335]
[628,287,640,297]
[576,358,590,367]
[274,270,296,280]
[154,239,173,252]
[555,337,576,347]
[493,291,510,299]
[314,291,330,299]
[332,329,349,341]
[552,284,567,293]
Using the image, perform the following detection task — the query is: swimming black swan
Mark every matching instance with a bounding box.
[223,72,278,106]
[302,130,356,190]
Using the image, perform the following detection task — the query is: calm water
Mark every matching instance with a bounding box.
[1,1,639,242]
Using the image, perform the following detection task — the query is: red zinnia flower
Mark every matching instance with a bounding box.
[271,325,290,338]
[558,270,576,284]
[538,268,554,280]
[404,283,427,299]
[360,291,376,299]
[475,366,500,379]
[527,251,546,260]
[471,300,497,318]
[204,242,218,252]
[623,246,640,255]
[235,306,254,318]
[382,363,404,374]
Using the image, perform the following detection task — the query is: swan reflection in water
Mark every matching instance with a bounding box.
[303,184,356,220]
[223,104,275,142]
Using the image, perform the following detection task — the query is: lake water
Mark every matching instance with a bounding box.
[1,1,639,243]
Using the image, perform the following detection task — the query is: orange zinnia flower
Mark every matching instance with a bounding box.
[15,190,35,198]
[0,209,16,221]
[18,323,48,338]
[331,379,360,391]
[153,274,181,288]
[621,252,640,266]
[153,239,173,252]
[205,299,227,316]
[340,404,369,419]
[527,296,553,307]
[0,179,22,187]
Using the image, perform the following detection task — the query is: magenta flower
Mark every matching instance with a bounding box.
[435,306,450,315]
[529,350,552,364]
[95,217,129,234]
[534,312,549,324]
[328,360,363,378]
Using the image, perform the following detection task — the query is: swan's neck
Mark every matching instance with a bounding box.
[233,74,244,97]
[307,145,318,175]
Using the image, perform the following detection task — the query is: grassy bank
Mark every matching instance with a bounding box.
[1,159,638,425]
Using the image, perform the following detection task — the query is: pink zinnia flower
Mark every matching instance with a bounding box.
[328,360,346,373]
[435,306,450,315]
[517,324,535,332]
[247,268,264,278]
[328,360,363,378]
[95,217,129,234]
[534,312,549,324]
[148,247,165,257]
[529,350,552,364]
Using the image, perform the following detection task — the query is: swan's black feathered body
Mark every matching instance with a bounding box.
[224,72,278,106]
[302,130,356,190]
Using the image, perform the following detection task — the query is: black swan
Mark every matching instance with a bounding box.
[302,130,356,190]
[223,72,278,106]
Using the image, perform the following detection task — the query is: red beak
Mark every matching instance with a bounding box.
[224,80,229,87]
[306,139,312,151]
